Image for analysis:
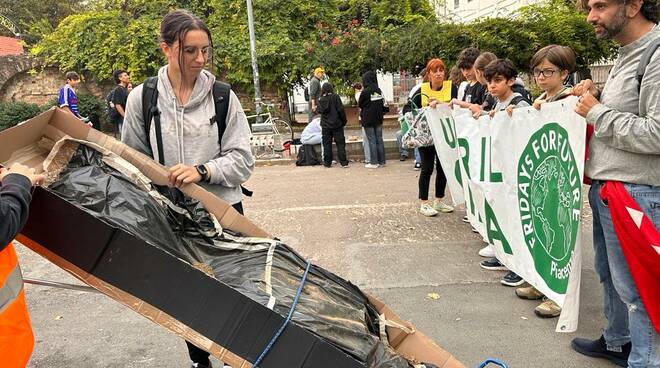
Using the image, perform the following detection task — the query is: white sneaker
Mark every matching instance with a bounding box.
[365,164,379,169]
[461,215,470,223]
[420,203,439,217]
[433,200,454,213]
[478,244,495,258]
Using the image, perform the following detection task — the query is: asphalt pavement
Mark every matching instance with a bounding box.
[19,160,615,368]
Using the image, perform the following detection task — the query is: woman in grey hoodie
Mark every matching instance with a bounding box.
[121,9,253,368]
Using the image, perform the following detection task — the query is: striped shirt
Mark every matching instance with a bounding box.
[58,84,80,118]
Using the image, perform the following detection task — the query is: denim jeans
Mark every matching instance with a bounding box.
[362,127,371,163]
[589,181,660,368]
[363,125,385,165]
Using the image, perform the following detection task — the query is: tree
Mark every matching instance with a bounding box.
[0,0,84,44]
[31,0,616,98]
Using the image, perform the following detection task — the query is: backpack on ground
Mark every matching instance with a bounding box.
[141,76,253,197]
[295,145,321,166]
[106,87,119,123]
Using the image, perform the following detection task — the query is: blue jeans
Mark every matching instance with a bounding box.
[363,125,385,165]
[589,181,660,368]
[362,127,371,163]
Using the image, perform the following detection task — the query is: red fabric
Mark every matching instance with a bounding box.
[600,182,660,334]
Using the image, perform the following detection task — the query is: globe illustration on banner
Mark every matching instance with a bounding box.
[517,123,581,294]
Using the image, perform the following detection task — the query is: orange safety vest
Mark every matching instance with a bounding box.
[0,243,34,368]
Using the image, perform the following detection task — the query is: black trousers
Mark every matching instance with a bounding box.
[418,145,447,200]
[186,201,244,365]
[321,127,349,166]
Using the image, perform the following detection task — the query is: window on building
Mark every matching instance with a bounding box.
[454,0,459,8]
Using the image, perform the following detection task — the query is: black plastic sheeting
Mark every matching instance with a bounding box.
[47,145,426,368]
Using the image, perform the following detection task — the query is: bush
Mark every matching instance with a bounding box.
[0,101,44,132]
[41,93,108,130]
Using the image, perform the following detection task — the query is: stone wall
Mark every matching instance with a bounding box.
[0,55,113,105]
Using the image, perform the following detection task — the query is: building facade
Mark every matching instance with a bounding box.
[434,0,541,23]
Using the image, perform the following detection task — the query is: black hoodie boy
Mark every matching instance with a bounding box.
[318,91,347,129]
[358,71,388,127]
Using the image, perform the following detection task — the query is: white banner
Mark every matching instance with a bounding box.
[428,97,586,332]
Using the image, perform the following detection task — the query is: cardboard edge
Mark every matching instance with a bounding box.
[16,234,256,368]
[367,294,465,368]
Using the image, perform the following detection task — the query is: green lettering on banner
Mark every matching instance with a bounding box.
[489,138,503,183]
[517,123,581,294]
[485,200,513,255]
[457,138,475,216]
[480,137,486,181]
[440,117,457,148]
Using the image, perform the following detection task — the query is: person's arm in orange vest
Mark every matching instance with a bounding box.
[0,164,44,251]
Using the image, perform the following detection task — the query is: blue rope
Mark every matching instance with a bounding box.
[478,358,509,368]
[253,261,312,367]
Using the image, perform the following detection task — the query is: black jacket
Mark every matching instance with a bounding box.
[318,93,347,129]
[0,174,32,251]
[358,71,388,127]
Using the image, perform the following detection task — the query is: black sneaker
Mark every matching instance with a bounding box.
[500,271,524,287]
[480,258,508,271]
[414,162,421,170]
[571,335,630,367]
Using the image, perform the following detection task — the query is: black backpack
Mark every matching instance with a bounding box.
[295,145,321,166]
[141,76,231,165]
[141,77,253,197]
[511,84,533,105]
[106,87,119,123]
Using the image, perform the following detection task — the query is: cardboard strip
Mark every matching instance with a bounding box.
[264,241,278,309]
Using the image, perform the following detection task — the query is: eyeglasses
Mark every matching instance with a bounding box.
[533,68,560,78]
[182,46,213,57]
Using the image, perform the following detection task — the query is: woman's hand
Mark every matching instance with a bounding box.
[168,164,202,187]
[505,105,515,117]
[428,99,438,108]
[488,110,496,118]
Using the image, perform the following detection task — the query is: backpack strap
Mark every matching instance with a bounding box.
[211,81,231,151]
[210,81,253,197]
[509,95,526,107]
[141,77,161,162]
[636,36,660,91]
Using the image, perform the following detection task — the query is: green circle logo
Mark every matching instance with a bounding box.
[517,123,581,294]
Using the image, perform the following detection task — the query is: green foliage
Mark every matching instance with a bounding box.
[517,0,618,70]
[0,0,84,44]
[31,0,617,97]
[0,101,43,131]
[32,11,162,83]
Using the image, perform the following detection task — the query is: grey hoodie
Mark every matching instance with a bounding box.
[122,66,255,204]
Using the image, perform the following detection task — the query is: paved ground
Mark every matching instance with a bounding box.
[19,160,614,368]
